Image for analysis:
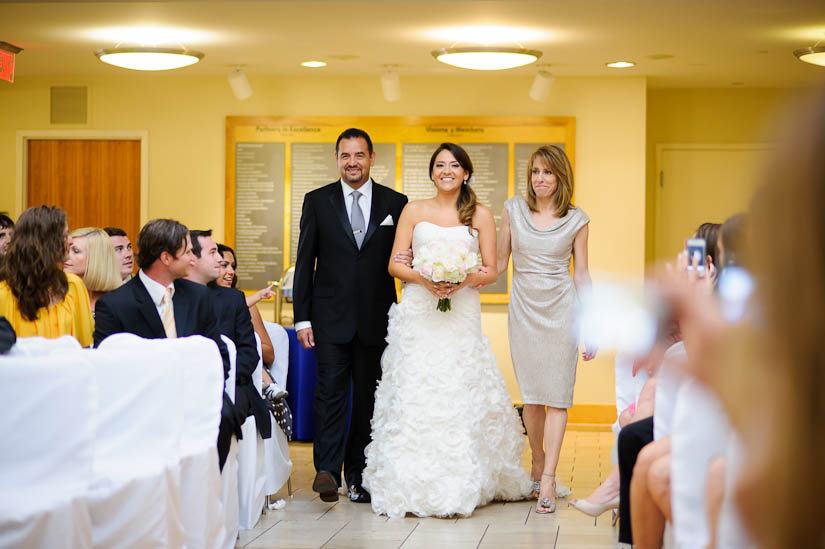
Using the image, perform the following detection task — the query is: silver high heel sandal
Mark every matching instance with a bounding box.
[536,473,557,514]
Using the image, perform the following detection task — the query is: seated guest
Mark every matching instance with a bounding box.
[104,226,135,281]
[0,316,15,353]
[0,214,14,260]
[214,243,275,368]
[0,206,93,345]
[93,218,239,469]
[188,230,271,441]
[65,227,122,314]
[626,221,722,548]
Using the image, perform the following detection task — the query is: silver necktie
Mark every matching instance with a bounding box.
[351,190,365,249]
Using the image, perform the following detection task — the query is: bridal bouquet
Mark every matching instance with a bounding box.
[412,239,480,312]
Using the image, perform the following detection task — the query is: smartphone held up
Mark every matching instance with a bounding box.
[685,238,706,276]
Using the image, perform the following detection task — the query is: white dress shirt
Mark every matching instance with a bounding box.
[295,178,374,333]
[138,269,175,321]
[341,178,373,229]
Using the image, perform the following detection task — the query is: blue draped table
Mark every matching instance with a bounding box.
[284,328,352,441]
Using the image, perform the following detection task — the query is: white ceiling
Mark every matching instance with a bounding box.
[3,0,825,87]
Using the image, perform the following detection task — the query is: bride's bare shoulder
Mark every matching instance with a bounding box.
[401,199,435,222]
[472,203,495,225]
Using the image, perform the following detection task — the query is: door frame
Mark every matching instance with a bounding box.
[654,142,772,261]
[15,129,149,224]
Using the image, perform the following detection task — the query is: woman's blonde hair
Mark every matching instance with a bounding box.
[69,227,122,292]
[526,145,574,216]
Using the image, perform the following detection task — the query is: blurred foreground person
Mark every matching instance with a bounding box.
[664,89,825,548]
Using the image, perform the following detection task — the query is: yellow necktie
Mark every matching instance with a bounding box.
[161,287,177,339]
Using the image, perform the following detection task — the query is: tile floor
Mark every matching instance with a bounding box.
[236,430,621,548]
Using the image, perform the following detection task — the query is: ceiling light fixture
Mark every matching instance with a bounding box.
[606,61,635,68]
[228,67,252,100]
[380,67,401,102]
[529,70,555,102]
[301,60,327,68]
[432,47,542,71]
[95,47,203,71]
[794,45,825,67]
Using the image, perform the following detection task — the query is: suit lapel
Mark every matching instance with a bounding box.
[172,281,190,337]
[329,182,359,250]
[132,277,165,337]
[361,184,387,249]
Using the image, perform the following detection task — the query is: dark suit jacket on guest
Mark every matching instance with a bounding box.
[93,276,246,446]
[210,286,271,438]
[293,181,408,346]
[94,276,230,369]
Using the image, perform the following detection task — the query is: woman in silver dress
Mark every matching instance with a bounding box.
[497,144,596,513]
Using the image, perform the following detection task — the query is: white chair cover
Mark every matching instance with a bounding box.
[610,353,650,463]
[8,334,81,356]
[0,355,95,549]
[237,334,266,530]
[259,327,293,495]
[220,438,240,549]
[220,336,240,548]
[174,336,226,549]
[82,344,185,548]
[263,321,289,390]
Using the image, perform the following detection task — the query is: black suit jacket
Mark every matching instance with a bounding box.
[94,276,230,372]
[210,286,270,438]
[293,180,408,346]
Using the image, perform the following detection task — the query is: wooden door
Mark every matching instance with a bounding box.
[27,139,141,241]
[655,145,772,262]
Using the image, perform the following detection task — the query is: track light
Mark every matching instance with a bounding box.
[380,68,401,102]
[228,67,252,100]
[529,70,555,102]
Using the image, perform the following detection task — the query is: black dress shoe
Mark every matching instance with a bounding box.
[312,471,339,502]
[347,485,371,503]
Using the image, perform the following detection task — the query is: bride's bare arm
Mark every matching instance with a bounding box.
[388,204,450,298]
[459,205,498,289]
[496,207,512,277]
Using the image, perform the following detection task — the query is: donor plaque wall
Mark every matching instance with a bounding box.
[225,116,575,304]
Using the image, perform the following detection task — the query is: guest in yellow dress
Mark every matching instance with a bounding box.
[0,206,94,347]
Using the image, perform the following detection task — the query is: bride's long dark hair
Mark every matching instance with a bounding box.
[429,143,477,233]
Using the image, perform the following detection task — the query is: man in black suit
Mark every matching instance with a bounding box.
[187,229,271,443]
[93,218,239,469]
[294,128,408,503]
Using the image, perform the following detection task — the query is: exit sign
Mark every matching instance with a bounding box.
[0,49,14,83]
[0,42,23,83]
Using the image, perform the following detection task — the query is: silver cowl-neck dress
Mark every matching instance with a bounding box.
[505,196,590,408]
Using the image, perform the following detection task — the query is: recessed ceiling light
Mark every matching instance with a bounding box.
[301,60,327,68]
[794,46,825,67]
[606,61,635,68]
[432,47,541,70]
[95,47,203,71]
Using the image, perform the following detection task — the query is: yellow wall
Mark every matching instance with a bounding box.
[644,87,799,266]
[0,73,648,405]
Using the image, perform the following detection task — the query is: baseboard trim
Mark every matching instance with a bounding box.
[568,403,616,425]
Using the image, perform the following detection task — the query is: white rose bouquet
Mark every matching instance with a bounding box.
[412,239,480,312]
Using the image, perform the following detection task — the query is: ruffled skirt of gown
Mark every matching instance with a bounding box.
[362,283,533,518]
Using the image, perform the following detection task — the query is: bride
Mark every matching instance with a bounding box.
[362,143,533,518]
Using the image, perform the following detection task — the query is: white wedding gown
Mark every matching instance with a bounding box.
[363,221,533,518]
